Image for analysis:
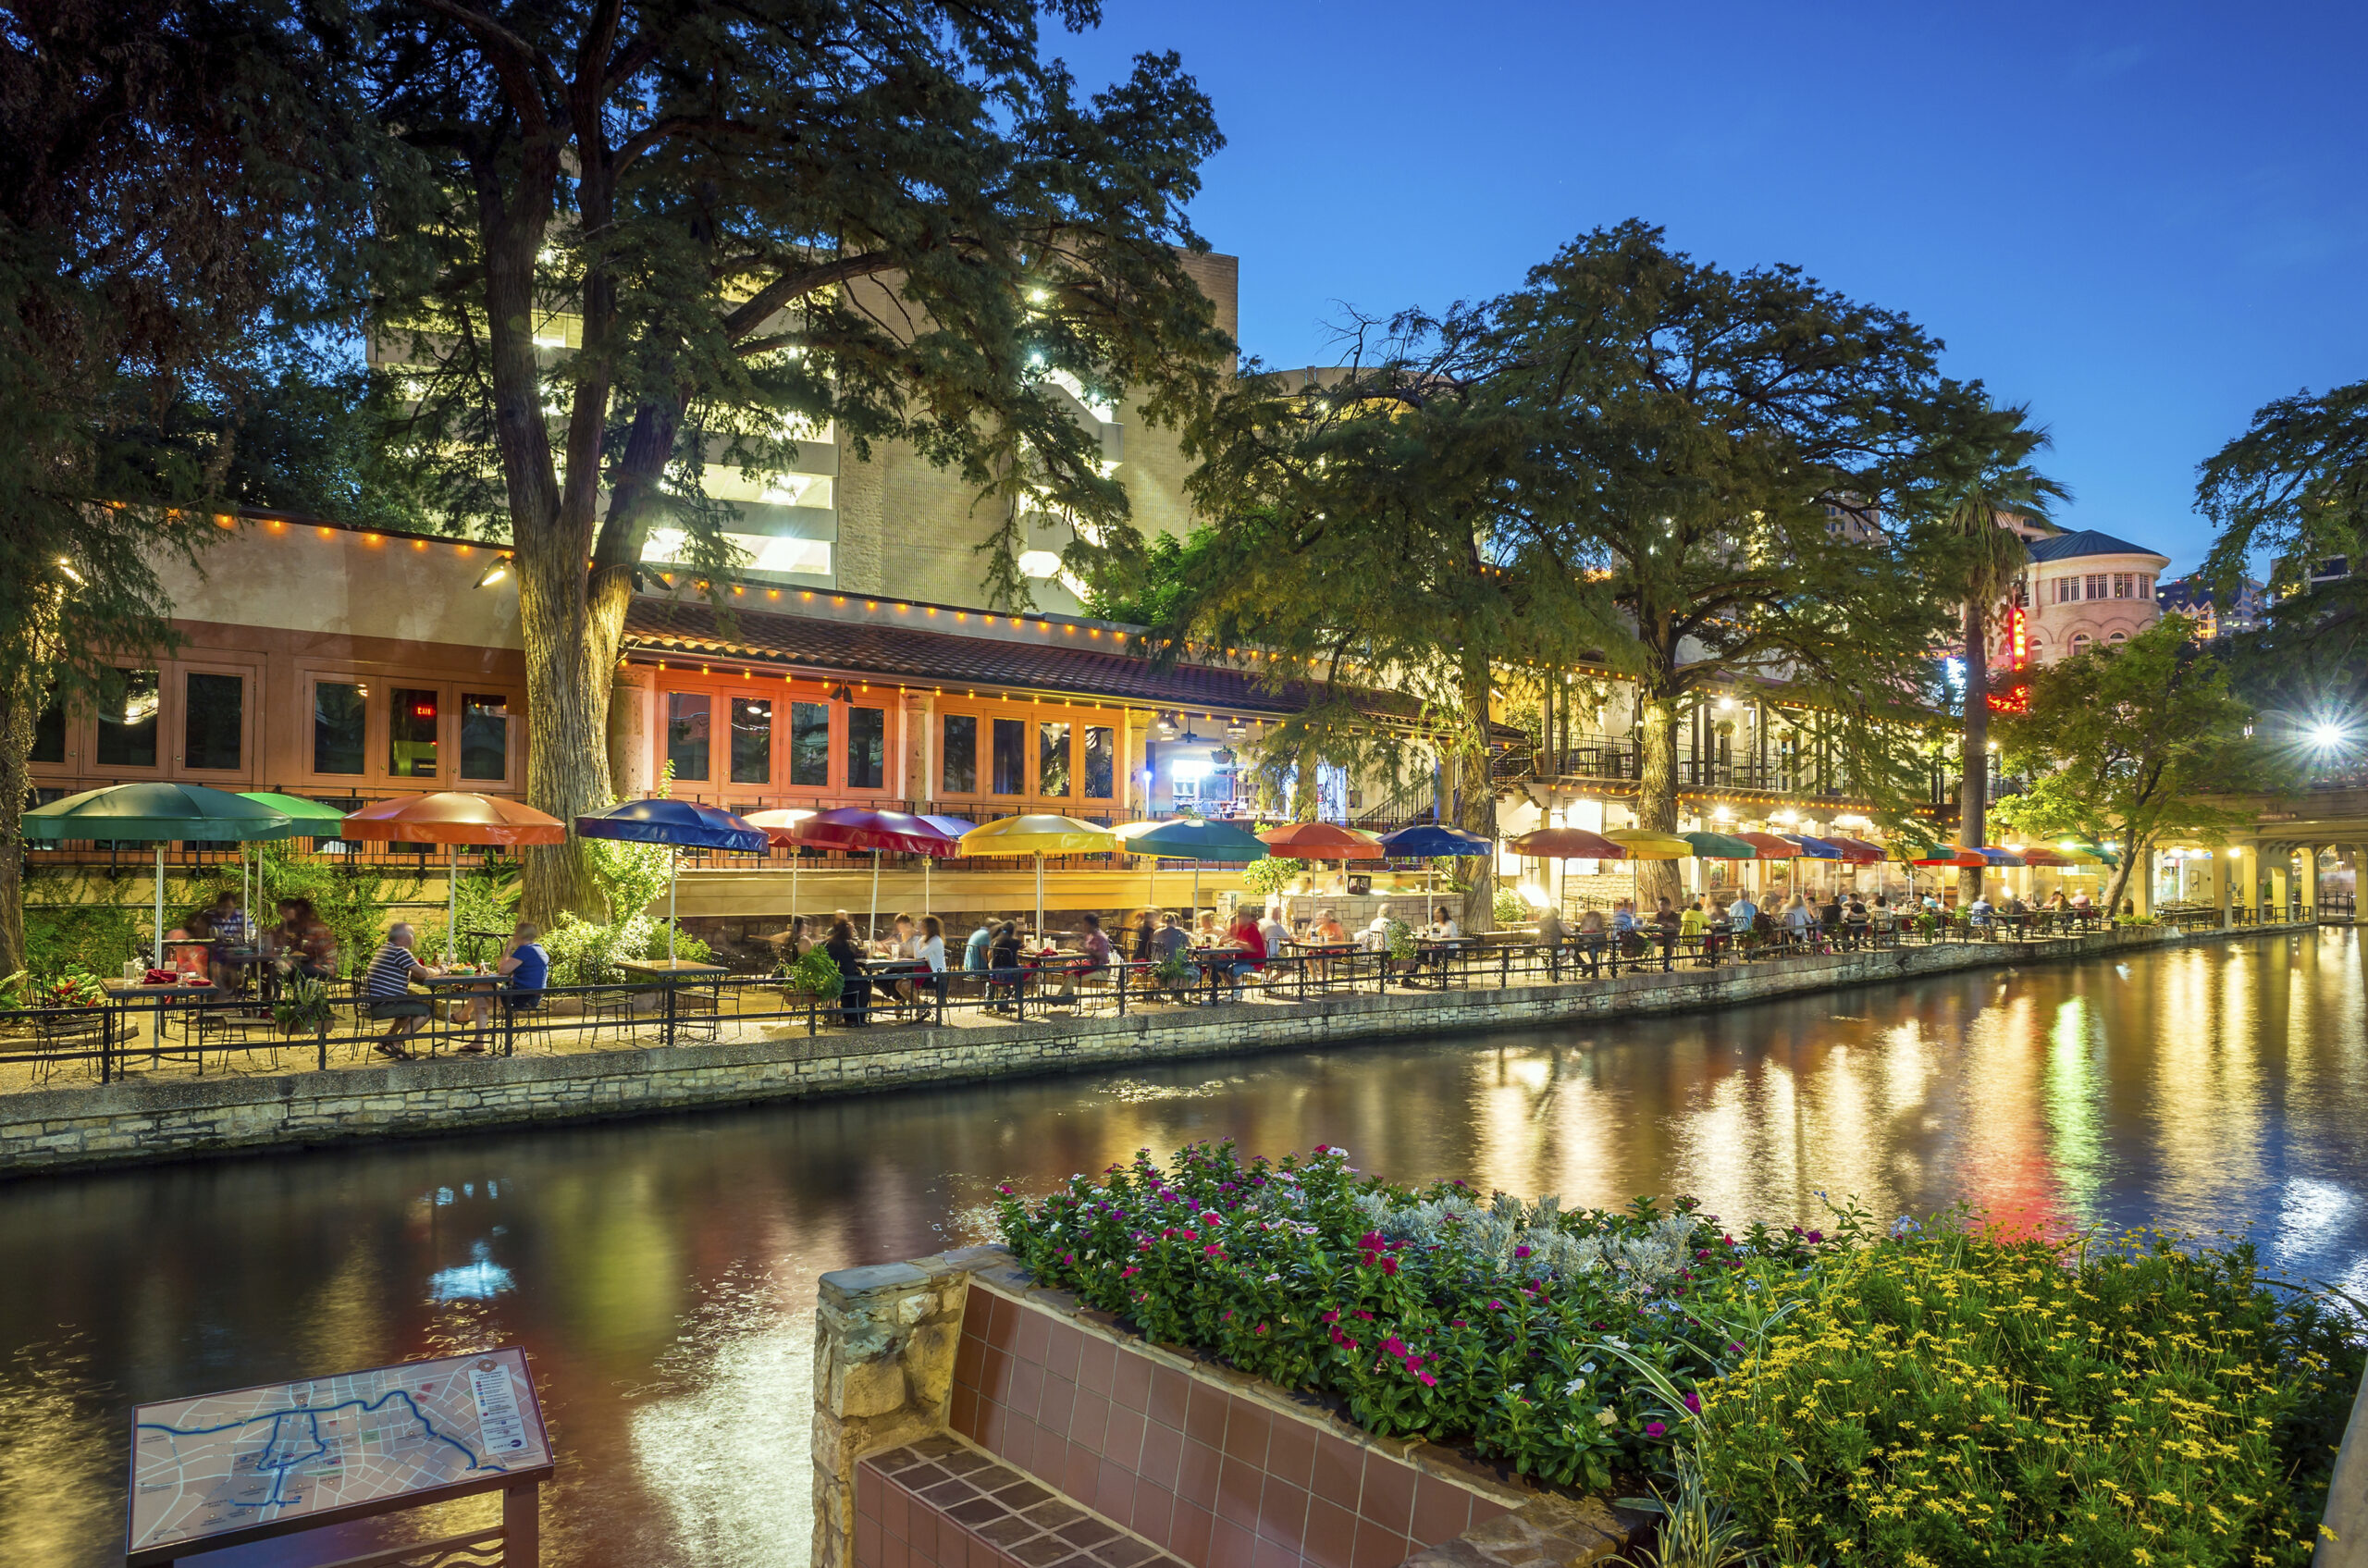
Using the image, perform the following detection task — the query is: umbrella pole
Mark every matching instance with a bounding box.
[1035,852,1045,941]
[869,850,882,943]
[925,855,931,920]
[153,843,165,967]
[668,845,679,963]
[447,845,460,964]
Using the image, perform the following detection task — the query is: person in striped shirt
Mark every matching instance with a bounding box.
[363,923,437,1059]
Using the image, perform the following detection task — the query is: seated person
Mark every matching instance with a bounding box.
[768,916,814,961]
[964,918,996,972]
[282,898,338,982]
[986,921,1024,1012]
[362,922,438,1060]
[202,892,252,989]
[464,920,549,1050]
[1312,908,1350,945]
[822,918,871,1025]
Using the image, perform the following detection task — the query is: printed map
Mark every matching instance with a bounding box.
[129,1347,549,1560]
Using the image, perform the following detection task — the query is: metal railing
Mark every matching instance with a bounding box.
[4,909,2300,1091]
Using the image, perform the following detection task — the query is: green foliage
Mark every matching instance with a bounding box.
[415,867,521,963]
[540,913,715,987]
[256,845,409,978]
[271,975,337,1036]
[1994,616,2265,910]
[1240,857,1306,897]
[779,946,845,1002]
[997,1142,1828,1497]
[2197,377,2368,600]
[1693,1219,2361,1567]
[24,900,142,980]
[588,835,675,922]
[1493,885,1533,926]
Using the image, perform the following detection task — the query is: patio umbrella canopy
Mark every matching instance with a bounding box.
[345,792,569,963]
[1733,832,1801,859]
[1116,819,1270,916]
[1377,823,1493,858]
[1820,836,1889,865]
[239,792,352,939]
[23,782,295,965]
[1506,827,1626,859]
[1603,829,1691,859]
[958,814,1122,937]
[2013,846,2078,867]
[1257,821,1387,861]
[778,808,964,939]
[1913,846,1990,869]
[1780,835,1845,859]
[1680,831,1759,860]
[574,798,764,963]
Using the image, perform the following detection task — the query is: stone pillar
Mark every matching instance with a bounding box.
[2133,847,2156,919]
[2208,850,2231,925]
[2269,855,2291,920]
[608,669,656,800]
[811,1252,985,1568]
[1120,710,1147,819]
[902,690,935,812]
[2300,846,2322,920]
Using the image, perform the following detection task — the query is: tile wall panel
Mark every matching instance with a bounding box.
[951,1285,1508,1568]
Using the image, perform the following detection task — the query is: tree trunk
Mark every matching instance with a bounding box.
[1452,650,1497,932]
[2101,836,2140,920]
[1634,689,1681,910]
[1958,599,1990,905]
[0,674,34,975]
[516,551,634,924]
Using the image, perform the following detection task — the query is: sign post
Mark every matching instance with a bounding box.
[126,1346,552,1568]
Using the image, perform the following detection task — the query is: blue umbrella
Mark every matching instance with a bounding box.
[575,799,766,963]
[1376,823,1493,858]
[1781,835,1847,859]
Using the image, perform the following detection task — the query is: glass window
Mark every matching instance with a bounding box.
[461,694,509,780]
[183,673,242,771]
[95,668,160,768]
[666,693,710,781]
[389,688,439,777]
[1082,725,1114,798]
[31,689,64,765]
[2113,574,2131,599]
[1039,722,1070,796]
[846,706,884,789]
[314,682,366,774]
[2057,576,2078,603]
[731,697,772,784]
[942,714,978,795]
[2087,574,2108,599]
[790,701,830,786]
[2139,577,2152,599]
[993,718,1026,795]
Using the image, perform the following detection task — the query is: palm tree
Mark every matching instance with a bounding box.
[1935,412,2069,903]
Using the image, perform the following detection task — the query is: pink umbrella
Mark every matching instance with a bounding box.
[778,808,963,939]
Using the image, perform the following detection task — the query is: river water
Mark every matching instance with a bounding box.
[4,932,2362,1568]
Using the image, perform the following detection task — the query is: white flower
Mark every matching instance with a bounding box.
[1595,1407,1619,1427]
[1263,1272,1280,1282]
[1562,1377,1588,1397]
[1579,1361,1597,1374]
[1601,1336,1630,1352]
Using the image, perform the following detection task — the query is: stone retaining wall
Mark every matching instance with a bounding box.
[0,922,2310,1177]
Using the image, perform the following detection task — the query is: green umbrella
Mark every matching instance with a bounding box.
[1115,819,1270,919]
[22,783,292,964]
[239,793,352,937]
[1681,831,1760,859]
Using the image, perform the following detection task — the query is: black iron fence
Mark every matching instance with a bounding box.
[0,907,2303,1091]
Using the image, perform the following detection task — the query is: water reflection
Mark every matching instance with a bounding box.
[0,932,2360,1568]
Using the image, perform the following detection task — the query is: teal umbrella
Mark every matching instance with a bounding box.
[1115,819,1270,918]
[240,793,352,940]
[23,783,292,964]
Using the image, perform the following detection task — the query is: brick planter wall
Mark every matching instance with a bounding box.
[816,1249,1646,1568]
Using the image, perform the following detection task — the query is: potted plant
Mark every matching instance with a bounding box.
[273,974,338,1041]
[778,947,845,1006]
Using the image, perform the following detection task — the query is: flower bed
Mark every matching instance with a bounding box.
[996,1142,2362,1566]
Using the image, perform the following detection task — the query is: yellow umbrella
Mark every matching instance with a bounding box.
[957,814,1122,938]
[1606,829,1691,908]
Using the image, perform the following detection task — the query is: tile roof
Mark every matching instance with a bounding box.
[2025,529,2167,563]
[624,595,1326,715]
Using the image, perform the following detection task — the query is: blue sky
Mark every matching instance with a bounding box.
[1055,1,2368,574]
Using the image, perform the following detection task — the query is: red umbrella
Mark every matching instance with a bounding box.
[777,808,965,939]
[1733,832,1800,858]
[1258,821,1387,861]
[1913,846,1989,869]
[1820,835,1888,865]
[1506,827,1627,860]
[341,793,567,961]
[2014,846,2078,867]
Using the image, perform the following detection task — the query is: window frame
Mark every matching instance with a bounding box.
[177,662,254,779]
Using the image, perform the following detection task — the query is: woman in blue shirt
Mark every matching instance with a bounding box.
[464,920,549,1052]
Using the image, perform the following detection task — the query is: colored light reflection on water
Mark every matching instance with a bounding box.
[0,932,2361,1568]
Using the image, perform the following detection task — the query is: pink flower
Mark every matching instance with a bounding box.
[1682,1393,1700,1414]
[1121,1266,1140,1279]
[1513,1245,1532,1260]
[1416,1371,1438,1387]
[1380,1257,1400,1276]
[1381,1337,1409,1358]
[1646,1422,1666,1438]
[1203,1244,1224,1257]
[1321,1310,1341,1324]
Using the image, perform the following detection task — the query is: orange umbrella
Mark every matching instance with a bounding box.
[1506,827,1627,860]
[342,793,567,961]
[1258,821,1386,861]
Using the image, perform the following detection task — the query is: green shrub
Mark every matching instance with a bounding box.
[1240,857,1307,898]
[1493,885,1532,926]
[540,912,714,985]
[25,902,142,978]
[779,946,844,1002]
[1690,1219,2360,1567]
[997,1142,1821,1494]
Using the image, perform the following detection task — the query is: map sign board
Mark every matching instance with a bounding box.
[127,1347,551,1565]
